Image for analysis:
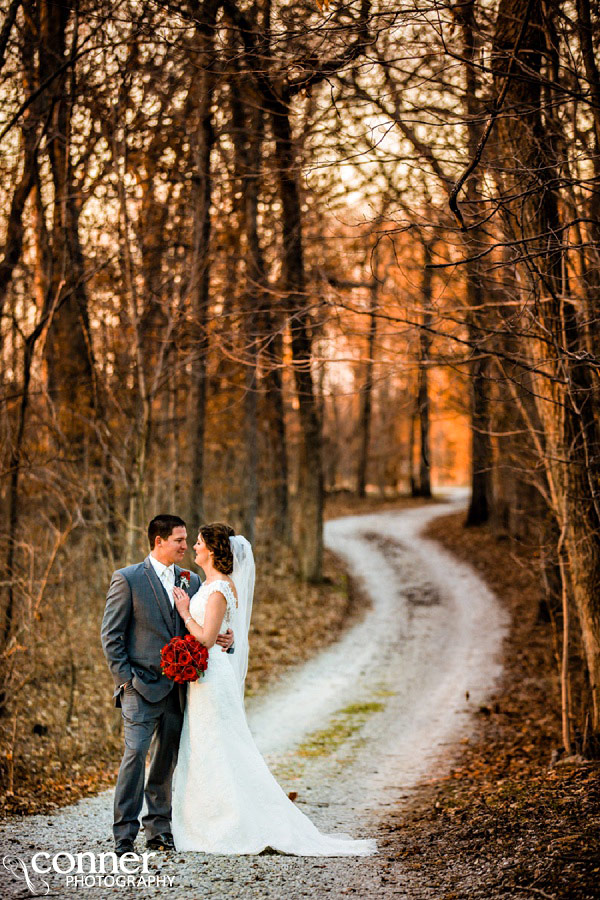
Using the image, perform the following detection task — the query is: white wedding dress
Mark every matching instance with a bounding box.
[171,577,376,856]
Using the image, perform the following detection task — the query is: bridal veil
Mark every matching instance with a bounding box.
[230,535,255,698]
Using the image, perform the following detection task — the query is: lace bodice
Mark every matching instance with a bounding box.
[189,578,237,630]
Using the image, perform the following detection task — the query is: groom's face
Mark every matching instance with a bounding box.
[154,526,188,565]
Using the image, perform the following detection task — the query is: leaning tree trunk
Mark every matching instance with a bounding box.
[1,210,59,707]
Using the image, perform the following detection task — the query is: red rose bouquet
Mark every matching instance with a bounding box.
[160,634,209,683]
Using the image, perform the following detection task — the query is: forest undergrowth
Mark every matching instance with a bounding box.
[382,511,600,900]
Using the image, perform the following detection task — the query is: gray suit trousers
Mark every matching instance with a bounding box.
[113,683,183,843]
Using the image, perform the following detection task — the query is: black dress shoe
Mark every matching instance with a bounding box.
[146,833,175,851]
[115,839,135,857]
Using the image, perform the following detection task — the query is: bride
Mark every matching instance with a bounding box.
[171,523,376,856]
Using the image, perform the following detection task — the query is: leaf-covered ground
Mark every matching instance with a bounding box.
[381,511,600,900]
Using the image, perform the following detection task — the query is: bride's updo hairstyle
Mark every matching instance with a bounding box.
[200,523,235,574]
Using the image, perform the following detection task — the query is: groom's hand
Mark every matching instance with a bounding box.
[216,628,234,652]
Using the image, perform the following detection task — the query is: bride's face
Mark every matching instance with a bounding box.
[194,533,211,568]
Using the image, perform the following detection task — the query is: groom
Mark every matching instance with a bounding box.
[101,514,234,856]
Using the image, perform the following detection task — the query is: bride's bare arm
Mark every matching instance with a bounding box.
[173,587,227,648]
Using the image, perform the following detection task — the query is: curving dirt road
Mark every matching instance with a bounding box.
[0,497,507,898]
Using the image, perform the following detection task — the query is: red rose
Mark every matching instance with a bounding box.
[165,664,178,678]
[185,634,195,643]
[192,648,208,667]
[162,648,175,664]
[178,650,192,666]
[180,571,190,580]
[183,665,198,680]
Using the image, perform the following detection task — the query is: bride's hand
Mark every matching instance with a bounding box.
[173,586,190,617]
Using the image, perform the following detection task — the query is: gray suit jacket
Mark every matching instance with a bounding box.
[101,556,202,707]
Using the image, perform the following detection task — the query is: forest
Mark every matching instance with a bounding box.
[1,0,600,818]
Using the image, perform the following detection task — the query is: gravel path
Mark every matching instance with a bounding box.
[1,498,508,899]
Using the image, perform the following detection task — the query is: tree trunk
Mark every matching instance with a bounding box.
[0,1,39,330]
[409,407,417,497]
[458,0,493,525]
[187,0,220,527]
[558,542,573,754]
[1,290,56,703]
[262,332,290,539]
[270,90,323,580]
[0,148,37,334]
[40,0,97,448]
[465,350,492,525]
[230,63,266,545]
[493,0,600,744]
[357,278,377,498]
[415,241,433,498]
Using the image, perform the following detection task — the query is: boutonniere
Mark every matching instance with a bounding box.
[178,570,191,590]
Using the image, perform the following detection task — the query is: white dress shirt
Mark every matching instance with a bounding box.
[150,555,175,607]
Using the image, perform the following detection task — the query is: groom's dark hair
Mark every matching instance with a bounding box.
[148,514,186,549]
